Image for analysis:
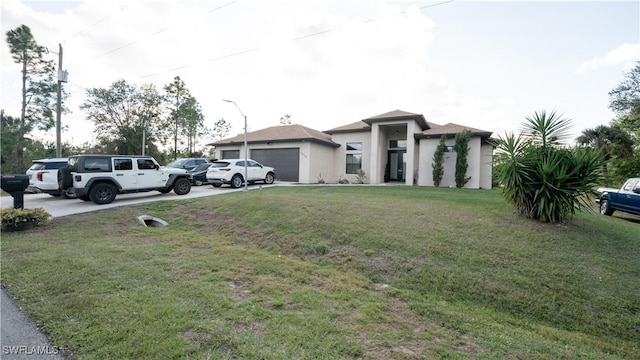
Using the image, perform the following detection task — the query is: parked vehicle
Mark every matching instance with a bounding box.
[596,178,640,216]
[206,159,275,188]
[165,158,212,171]
[188,163,214,186]
[25,158,75,198]
[59,155,193,204]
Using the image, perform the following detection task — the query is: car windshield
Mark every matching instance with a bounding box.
[166,159,188,168]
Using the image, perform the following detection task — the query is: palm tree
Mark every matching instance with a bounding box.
[576,125,633,186]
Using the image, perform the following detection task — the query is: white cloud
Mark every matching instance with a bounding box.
[577,43,640,73]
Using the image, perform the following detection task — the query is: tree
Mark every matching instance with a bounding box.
[180,96,207,156]
[212,118,231,141]
[81,79,164,155]
[590,61,640,184]
[493,110,601,223]
[279,114,292,125]
[576,125,633,186]
[5,25,59,171]
[164,76,191,160]
[431,135,447,187]
[454,130,471,188]
[609,61,640,128]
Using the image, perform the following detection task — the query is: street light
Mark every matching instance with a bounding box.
[223,99,248,191]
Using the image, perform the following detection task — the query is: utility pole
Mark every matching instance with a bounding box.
[55,43,64,158]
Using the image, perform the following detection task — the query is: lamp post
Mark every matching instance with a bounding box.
[223,99,248,191]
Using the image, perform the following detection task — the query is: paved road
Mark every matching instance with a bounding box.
[0,183,274,359]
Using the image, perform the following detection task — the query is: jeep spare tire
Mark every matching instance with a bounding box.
[173,178,191,195]
[58,167,73,190]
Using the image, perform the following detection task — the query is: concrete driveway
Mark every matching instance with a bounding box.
[0,183,252,217]
[0,183,275,359]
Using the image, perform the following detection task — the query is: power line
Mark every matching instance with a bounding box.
[138,0,455,80]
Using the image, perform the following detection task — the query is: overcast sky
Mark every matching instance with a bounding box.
[1,0,639,150]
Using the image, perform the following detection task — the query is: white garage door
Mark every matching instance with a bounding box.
[251,148,299,182]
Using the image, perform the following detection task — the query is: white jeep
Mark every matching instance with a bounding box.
[59,155,192,204]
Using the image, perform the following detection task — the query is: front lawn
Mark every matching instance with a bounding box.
[1,186,638,359]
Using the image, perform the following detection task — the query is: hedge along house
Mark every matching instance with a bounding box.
[208,110,494,188]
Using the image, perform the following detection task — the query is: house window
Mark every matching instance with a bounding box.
[346,154,362,174]
[389,140,407,149]
[346,142,362,174]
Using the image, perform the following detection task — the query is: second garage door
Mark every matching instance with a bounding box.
[251,148,299,182]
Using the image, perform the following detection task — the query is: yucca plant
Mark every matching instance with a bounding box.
[493,111,601,223]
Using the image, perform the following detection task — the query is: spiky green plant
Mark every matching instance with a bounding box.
[494,111,601,223]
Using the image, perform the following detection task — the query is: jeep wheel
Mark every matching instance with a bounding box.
[90,183,117,204]
[231,174,243,188]
[173,178,191,195]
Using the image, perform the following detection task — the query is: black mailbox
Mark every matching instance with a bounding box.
[1,174,30,209]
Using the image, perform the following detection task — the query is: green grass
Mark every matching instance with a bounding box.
[1,186,638,359]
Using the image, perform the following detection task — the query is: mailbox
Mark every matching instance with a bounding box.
[1,174,30,209]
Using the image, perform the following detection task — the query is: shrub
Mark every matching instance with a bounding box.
[493,110,601,223]
[1,207,51,227]
[432,135,447,187]
[354,169,367,184]
[454,130,471,188]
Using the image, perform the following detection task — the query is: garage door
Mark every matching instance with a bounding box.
[220,150,239,159]
[251,148,299,182]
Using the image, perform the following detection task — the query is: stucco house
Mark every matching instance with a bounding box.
[208,110,494,189]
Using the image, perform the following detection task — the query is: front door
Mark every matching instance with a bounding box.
[387,150,406,182]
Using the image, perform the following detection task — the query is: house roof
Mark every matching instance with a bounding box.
[323,120,371,134]
[208,124,340,147]
[363,109,429,130]
[324,109,430,134]
[415,123,493,139]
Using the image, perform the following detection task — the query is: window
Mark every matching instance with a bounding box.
[346,154,362,174]
[83,158,110,172]
[389,140,407,149]
[114,159,133,171]
[345,141,363,174]
[137,159,157,170]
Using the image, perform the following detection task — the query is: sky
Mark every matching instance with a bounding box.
[1,0,639,151]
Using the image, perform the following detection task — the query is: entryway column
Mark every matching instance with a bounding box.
[370,123,380,184]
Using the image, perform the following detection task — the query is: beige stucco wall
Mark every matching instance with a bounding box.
[307,142,336,183]
[418,136,491,189]
[330,132,371,183]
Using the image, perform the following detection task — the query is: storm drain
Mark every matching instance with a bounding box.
[137,215,169,227]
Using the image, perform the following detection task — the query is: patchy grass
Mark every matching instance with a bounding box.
[1,186,638,359]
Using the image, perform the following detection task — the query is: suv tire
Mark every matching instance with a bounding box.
[90,183,117,204]
[231,174,243,188]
